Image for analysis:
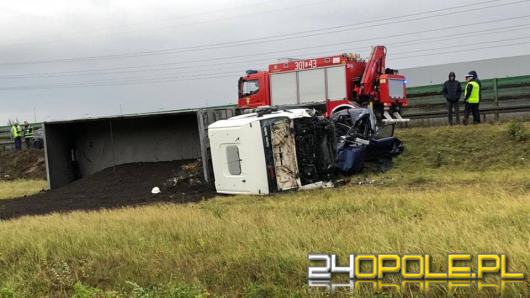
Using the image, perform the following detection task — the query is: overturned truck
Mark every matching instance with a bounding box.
[208,107,403,195]
[42,106,402,196]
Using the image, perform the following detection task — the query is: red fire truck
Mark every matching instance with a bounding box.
[237,46,408,122]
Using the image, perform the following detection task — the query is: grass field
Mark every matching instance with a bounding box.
[0,122,528,297]
[0,179,47,200]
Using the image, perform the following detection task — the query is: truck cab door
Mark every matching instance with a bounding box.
[237,72,270,109]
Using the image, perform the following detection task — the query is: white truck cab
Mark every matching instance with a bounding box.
[208,109,335,195]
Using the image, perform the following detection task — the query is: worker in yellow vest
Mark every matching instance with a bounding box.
[463,71,481,125]
[10,122,22,150]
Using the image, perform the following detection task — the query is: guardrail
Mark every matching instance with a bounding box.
[404,74,530,126]
[0,123,43,151]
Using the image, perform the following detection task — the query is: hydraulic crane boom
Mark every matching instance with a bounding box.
[353,46,408,123]
[357,46,386,100]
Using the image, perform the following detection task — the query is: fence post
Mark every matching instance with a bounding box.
[493,78,499,121]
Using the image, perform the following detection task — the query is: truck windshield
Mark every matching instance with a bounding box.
[241,80,260,96]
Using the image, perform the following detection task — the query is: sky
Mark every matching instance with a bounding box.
[1,0,530,124]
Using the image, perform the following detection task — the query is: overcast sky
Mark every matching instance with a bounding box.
[1,0,529,124]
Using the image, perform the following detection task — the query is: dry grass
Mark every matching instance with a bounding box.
[0,179,47,200]
[0,122,528,297]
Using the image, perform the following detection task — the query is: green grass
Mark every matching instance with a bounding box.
[393,121,529,172]
[0,122,528,297]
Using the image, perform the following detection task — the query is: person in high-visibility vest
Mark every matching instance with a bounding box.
[463,71,481,125]
[10,122,22,151]
[23,121,34,150]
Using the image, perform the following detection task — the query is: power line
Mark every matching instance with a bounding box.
[102,0,335,38]
[0,0,277,46]
[1,0,329,48]
[392,39,530,60]
[392,35,530,56]
[1,33,528,90]
[3,38,530,91]
[3,16,530,88]
[387,23,530,48]
[165,0,525,54]
[0,71,242,91]
[1,0,526,66]
[2,14,529,80]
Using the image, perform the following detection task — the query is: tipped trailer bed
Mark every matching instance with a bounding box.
[43,107,236,189]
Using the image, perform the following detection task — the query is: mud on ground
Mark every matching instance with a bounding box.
[0,150,46,180]
[0,160,215,221]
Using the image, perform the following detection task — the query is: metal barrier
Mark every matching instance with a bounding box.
[0,123,43,151]
[404,74,530,126]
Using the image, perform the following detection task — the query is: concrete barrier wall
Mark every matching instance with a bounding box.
[401,55,530,87]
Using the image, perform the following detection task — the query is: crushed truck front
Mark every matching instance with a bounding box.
[208,109,335,195]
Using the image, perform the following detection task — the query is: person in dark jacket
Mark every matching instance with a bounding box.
[442,72,462,125]
[463,71,481,125]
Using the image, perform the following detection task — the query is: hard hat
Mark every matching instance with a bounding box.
[465,72,474,78]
